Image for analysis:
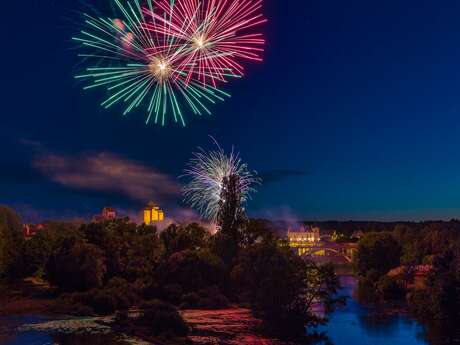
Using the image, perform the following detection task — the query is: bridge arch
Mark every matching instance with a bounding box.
[298,246,353,263]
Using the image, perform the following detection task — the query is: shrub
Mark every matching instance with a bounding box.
[376,276,405,300]
[91,290,118,315]
[162,284,184,305]
[53,278,140,316]
[52,296,95,316]
[407,290,433,317]
[138,300,188,337]
[180,286,229,309]
[180,292,200,309]
[105,277,139,309]
[68,289,118,315]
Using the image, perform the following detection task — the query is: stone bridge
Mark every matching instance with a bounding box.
[292,242,358,263]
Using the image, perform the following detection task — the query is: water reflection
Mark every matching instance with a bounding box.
[51,333,130,345]
[5,332,130,345]
[315,275,428,345]
[2,276,460,345]
[1,316,130,345]
[418,320,460,345]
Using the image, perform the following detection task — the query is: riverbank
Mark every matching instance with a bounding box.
[0,307,298,345]
[183,308,297,345]
[0,278,54,316]
[0,279,298,345]
[4,275,447,345]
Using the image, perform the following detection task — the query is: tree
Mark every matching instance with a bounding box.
[409,247,460,320]
[82,219,163,282]
[23,230,54,277]
[0,206,24,278]
[215,175,248,265]
[242,219,276,247]
[45,238,107,292]
[22,221,82,277]
[155,248,225,294]
[353,232,401,280]
[160,223,209,256]
[231,240,342,338]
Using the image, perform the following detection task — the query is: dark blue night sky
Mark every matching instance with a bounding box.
[3,0,460,222]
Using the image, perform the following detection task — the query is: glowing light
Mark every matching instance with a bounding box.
[113,18,125,31]
[193,35,207,49]
[148,57,171,81]
[144,0,267,85]
[144,202,165,224]
[182,139,260,222]
[73,0,231,126]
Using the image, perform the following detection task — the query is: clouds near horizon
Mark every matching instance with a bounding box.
[33,152,181,203]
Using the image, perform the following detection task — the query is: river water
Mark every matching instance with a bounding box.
[315,275,459,345]
[1,276,458,345]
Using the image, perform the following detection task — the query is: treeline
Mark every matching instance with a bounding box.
[353,221,460,322]
[0,205,341,341]
[268,220,417,237]
[307,221,413,236]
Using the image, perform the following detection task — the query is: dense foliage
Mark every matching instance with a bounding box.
[0,206,25,277]
[232,239,342,338]
[353,232,401,280]
[353,221,460,323]
[0,204,341,340]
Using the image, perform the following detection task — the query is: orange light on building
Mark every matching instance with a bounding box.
[144,202,165,225]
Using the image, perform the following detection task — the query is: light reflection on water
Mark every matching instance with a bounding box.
[2,276,458,345]
[314,275,445,345]
[0,316,128,345]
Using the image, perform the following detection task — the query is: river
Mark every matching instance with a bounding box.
[1,276,458,345]
[315,275,459,345]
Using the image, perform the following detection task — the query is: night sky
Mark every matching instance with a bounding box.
[3,0,460,222]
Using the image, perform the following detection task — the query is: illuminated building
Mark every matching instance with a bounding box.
[288,225,321,243]
[23,224,45,240]
[287,226,321,256]
[92,207,117,223]
[144,202,165,225]
[286,225,358,261]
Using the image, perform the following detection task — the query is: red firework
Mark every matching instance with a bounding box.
[143,0,266,86]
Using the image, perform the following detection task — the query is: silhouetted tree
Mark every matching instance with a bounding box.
[160,223,209,256]
[231,239,342,338]
[353,232,401,280]
[82,219,163,282]
[214,175,248,265]
[0,206,25,278]
[409,247,460,321]
[46,238,106,292]
[155,248,225,294]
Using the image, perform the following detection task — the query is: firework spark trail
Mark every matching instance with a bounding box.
[73,0,230,126]
[144,0,266,87]
[182,140,260,222]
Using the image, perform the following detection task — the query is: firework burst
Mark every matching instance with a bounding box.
[73,0,230,126]
[182,140,260,222]
[145,0,266,86]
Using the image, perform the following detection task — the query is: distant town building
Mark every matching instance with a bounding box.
[351,230,364,239]
[387,265,433,290]
[287,225,321,244]
[92,207,117,223]
[144,202,165,225]
[23,224,45,240]
[286,226,357,261]
[287,226,321,255]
